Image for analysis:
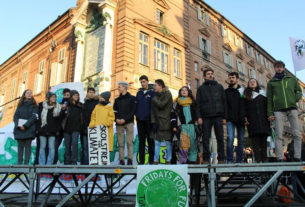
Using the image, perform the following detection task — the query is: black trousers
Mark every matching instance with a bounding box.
[17,139,32,165]
[137,120,155,164]
[251,135,267,163]
[202,116,225,162]
[53,136,63,164]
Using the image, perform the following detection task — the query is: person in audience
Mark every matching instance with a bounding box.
[267,60,302,162]
[171,86,197,164]
[196,68,226,164]
[225,72,246,164]
[89,91,115,153]
[151,79,173,164]
[114,82,136,165]
[53,88,70,164]
[244,78,270,163]
[13,89,38,165]
[135,75,155,165]
[37,92,62,165]
[81,87,98,165]
[61,90,83,165]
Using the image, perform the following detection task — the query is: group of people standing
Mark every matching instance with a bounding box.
[13,60,303,165]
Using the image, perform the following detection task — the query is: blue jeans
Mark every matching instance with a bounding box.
[64,132,80,164]
[154,140,172,162]
[39,136,55,165]
[82,135,89,165]
[226,122,245,163]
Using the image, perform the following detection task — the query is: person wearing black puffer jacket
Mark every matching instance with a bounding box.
[61,90,83,165]
[13,89,39,165]
[244,78,270,163]
[196,68,227,164]
[81,87,98,165]
[38,92,62,165]
[114,81,136,165]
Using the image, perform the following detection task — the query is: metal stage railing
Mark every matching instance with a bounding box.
[0,163,304,207]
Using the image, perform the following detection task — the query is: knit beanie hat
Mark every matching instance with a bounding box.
[46,92,56,99]
[70,90,79,97]
[100,91,111,102]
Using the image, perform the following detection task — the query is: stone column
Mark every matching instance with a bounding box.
[98,0,117,92]
[73,28,85,82]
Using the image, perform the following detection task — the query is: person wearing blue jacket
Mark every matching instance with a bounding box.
[13,89,39,165]
[136,75,155,164]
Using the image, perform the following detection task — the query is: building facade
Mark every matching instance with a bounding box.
[0,0,304,130]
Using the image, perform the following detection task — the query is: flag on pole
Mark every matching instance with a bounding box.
[289,37,305,72]
[0,108,6,124]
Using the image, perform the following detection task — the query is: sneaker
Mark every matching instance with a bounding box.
[120,160,125,165]
[127,159,133,165]
[153,161,159,165]
[218,160,226,164]
[166,161,171,165]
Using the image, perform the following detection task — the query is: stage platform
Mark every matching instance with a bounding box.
[0,162,304,207]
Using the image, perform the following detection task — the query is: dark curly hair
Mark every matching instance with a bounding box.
[178,86,195,102]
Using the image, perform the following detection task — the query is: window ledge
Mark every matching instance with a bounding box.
[154,68,170,75]
[139,63,149,68]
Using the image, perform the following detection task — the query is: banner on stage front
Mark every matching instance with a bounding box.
[136,165,189,207]
[88,125,110,165]
[290,37,305,71]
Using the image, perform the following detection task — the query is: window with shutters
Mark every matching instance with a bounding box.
[195,79,199,89]
[156,9,164,24]
[264,58,271,70]
[237,59,246,76]
[174,49,181,78]
[256,52,263,65]
[154,39,168,73]
[249,68,256,79]
[10,79,16,101]
[197,6,210,26]
[54,48,67,85]
[139,33,149,65]
[18,71,28,97]
[220,24,231,42]
[199,35,211,61]
[234,34,243,49]
[246,43,254,58]
[259,74,264,88]
[34,60,46,95]
[223,50,234,71]
[194,62,198,72]
[0,85,6,108]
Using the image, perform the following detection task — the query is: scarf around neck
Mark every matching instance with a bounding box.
[41,100,61,127]
[177,97,192,107]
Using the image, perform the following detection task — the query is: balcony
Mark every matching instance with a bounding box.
[202,50,210,62]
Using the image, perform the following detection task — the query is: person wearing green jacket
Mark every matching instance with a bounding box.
[267,60,302,162]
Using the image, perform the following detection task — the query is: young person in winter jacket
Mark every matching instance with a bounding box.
[54,88,70,164]
[113,82,136,165]
[171,86,197,164]
[267,60,302,162]
[244,78,270,163]
[196,68,226,164]
[81,87,98,165]
[38,92,62,165]
[61,90,83,165]
[13,89,38,165]
[225,72,246,163]
[151,79,173,164]
[135,75,155,164]
[89,91,115,152]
